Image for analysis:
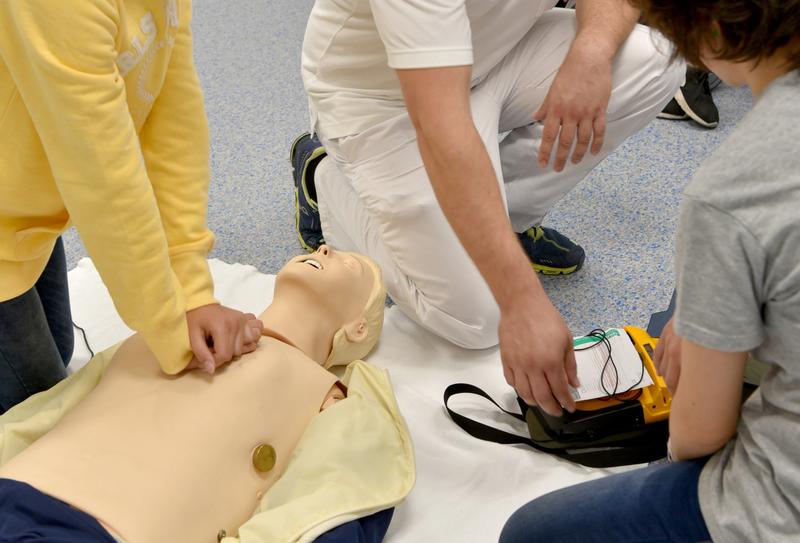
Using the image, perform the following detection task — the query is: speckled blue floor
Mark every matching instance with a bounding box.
[63,0,753,334]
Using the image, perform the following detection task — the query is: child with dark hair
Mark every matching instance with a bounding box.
[499,1,800,542]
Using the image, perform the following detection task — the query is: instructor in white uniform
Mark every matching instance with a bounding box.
[293,1,682,415]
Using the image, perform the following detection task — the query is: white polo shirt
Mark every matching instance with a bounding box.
[302,0,557,138]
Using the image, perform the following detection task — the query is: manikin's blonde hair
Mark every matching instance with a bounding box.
[324,253,386,368]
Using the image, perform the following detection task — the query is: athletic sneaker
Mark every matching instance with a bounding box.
[517,226,586,275]
[675,67,719,129]
[657,97,689,120]
[707,72,722,91]
[290,132,327,252]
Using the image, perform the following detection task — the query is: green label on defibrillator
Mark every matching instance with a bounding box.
[573,328,621,348]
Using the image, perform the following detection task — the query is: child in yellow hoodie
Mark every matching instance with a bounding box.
[0,0,262,413]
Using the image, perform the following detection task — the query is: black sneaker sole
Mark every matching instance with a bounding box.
[657,111,689,121]
[675,88,718,129]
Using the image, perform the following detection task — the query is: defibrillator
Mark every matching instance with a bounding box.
[444,326,672,468]
[530,326,670,437]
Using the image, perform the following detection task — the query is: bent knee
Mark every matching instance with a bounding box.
[404,286,501,350]
[499,502,541,543]
[649,41,685,98]
[630,25,685,94]
[609,26,684,121]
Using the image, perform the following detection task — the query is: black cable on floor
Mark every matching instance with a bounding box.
[73,321,95,359]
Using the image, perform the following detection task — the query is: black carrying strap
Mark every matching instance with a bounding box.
[444,383,668,468]
[443,384,533,446]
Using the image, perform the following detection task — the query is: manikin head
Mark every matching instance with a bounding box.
[260,246,386,367]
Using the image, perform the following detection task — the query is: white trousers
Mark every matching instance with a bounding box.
[315,9,684,350]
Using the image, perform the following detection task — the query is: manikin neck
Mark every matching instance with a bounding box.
[258,298,337,365]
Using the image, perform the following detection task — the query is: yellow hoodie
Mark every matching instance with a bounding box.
[0,0,215,374]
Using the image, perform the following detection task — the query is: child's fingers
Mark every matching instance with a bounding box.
[243,321,262,344]
[241,341,259,355]
[204,324,232,366]
[233,329,245,358]
[244,313,263,331]
[188,327,215,374]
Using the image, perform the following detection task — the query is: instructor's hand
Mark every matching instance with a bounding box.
[186,304,264,374]
[499,294,580,416]
[533,47,612,173]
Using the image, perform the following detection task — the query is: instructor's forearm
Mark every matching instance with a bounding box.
[416,123,543,309]
[398,65,544,309]
[574,0,640,61]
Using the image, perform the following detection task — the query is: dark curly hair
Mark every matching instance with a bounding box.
[628,0,800,71]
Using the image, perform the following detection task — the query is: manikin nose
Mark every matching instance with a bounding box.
[318,246,331,257]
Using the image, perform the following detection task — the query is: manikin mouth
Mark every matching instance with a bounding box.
[304,258,323,270]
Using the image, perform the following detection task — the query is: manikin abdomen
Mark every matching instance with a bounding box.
[0,334,338,543]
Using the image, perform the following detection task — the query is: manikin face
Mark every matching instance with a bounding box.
[274,246,375,325]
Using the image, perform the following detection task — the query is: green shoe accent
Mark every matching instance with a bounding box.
[531,262,579,275]
[300,146,326,212]
[524,226,571,252]
[524,226,543,242]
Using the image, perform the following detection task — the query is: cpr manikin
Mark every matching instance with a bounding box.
[0,246,385,543]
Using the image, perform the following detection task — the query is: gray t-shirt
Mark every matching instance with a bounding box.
[674,70,800,542]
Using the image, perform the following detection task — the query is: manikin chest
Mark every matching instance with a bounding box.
[0,335,337,543]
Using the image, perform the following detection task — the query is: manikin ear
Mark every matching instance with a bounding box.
[343,318,369,344]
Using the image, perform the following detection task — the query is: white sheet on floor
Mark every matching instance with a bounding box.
[68,258,631,542]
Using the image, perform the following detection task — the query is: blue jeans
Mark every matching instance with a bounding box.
[500,458,711,543]
[0,478,116,542]
[0,238,73,414]
[314,508,394,543]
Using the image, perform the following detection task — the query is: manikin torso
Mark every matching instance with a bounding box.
[0,333,339,543]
